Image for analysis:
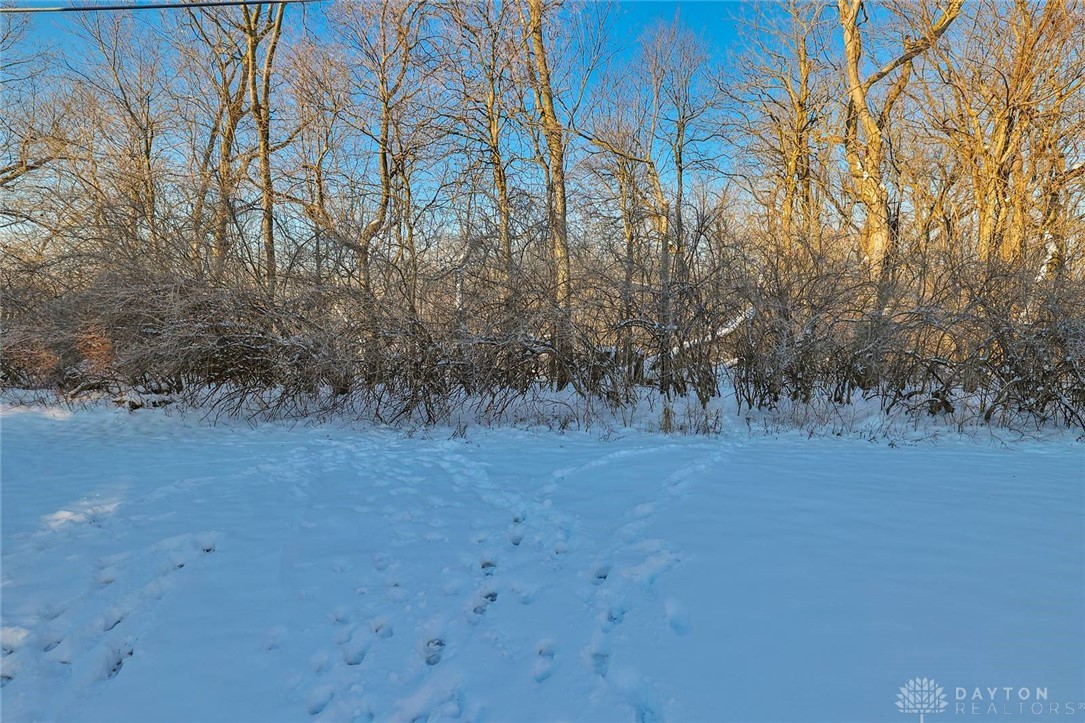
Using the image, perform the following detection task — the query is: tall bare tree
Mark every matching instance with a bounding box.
[444,0,521,291]
[522,0,573,387]
[836,0,963,276]
[241,2,287,294]
[726,2,833,251]
[334,0,429,297]
[924,0,1084,268]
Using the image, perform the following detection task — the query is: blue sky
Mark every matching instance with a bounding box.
[612,0,747,54]
[11,1,755,61]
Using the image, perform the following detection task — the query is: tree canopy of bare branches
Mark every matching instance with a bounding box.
[2,0,1084,431]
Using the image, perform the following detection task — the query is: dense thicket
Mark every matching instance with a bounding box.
[2,0,1084,430]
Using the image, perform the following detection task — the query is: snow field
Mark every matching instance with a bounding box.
[1,404,1082,722]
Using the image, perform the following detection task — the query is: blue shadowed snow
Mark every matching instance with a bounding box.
[1,404,1082,722]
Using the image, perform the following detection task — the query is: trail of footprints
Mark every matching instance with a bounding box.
[1,532,220,695]
[299,496,644,720]
[299,506,542,718]
[302,500,634,713]
[295,454,692,722]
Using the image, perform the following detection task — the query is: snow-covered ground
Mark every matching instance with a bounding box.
[1,403,1083,722]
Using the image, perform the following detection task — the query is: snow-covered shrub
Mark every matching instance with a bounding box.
[1,234,1082,432]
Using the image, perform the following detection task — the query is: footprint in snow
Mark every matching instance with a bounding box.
[104,643,134,680]
[592,565,611,585]
[40,605,67,621]
[387,581,406,602]
[424,638,445,666]
[590,651,609,678]
[264,626,287,651]
[372,619,393,639]
[604,605,626,630]
[102,608,127,632]
[166,551,190,571]
[584,634,611,678]
[472,590,498,616]
[341,634,370,666]
[509,582,538,605]
[533,640,555,683]
[637,705,662,723]
[612,673,665,723]
[307,685,335,715]
[664,598,690,636]
[141,578,166,601]
[311,650,335,675]
[0,627,27,658]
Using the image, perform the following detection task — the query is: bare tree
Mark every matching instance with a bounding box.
[333,0,429,296]
[522,0,573,387]
[1,13,64,190]
[241,2,287,294]
[836,0,963,276]
[443,0,522,291]
[725,2,834,252]
[923,0,1084,269]
[282,37,349,284]
[2,0,1083,432]
[177,7,253,277]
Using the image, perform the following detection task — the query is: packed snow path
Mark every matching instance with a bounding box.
[2,406,1082,722]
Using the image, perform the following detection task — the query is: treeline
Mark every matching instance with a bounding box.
[1,0,1084,429]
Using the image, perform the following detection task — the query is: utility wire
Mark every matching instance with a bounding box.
[0,0,322,13]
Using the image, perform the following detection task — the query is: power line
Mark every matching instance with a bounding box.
[0,0,323,13]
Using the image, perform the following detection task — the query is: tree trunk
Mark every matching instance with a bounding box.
[526,0,572,389]
[244,2,285,295]
[837,0,963,279]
